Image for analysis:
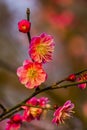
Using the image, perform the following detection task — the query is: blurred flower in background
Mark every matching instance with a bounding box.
[49,10,75,31]
[82,102,87,118]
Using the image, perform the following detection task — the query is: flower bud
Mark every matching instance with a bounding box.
[77,77,86,89]
[67,74,76,82]
[18,19,31,33]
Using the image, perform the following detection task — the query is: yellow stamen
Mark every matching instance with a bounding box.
[27,69,38,79]
[22,25,26,30]
[30,107,42,117]
[37,44,48,56]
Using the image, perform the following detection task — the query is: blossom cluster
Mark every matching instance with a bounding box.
[6,97,50,130]
[5,14,81,130]
[22,97,49,122]
[4,18,76,130]
[17,20,55,89]
[6,98,74,129]
[67,73,87,89]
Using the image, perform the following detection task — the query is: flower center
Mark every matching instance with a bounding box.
[22,25,26,30]
[37,44,48,56]
[28,68,38,79]
[61,111,70,120]
[30,107,42,117]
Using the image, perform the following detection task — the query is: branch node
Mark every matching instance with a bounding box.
[26,8,30,21]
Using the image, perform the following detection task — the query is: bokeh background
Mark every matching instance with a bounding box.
[0,0,87,129]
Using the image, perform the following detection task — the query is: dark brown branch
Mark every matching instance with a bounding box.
[0,80,87,122]
[26,8,31,43]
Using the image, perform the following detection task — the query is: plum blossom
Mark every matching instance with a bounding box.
[22,97,49,122]
[29,33,55,63]
[52,100,74,125]
[50,11,74,30]
[66,74,76,82]
[18,19,31,33]
[6,114,22,130]
[17,60,47,89]
[77,75,87,89]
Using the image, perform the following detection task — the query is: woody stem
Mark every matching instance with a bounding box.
[26,8,31,43]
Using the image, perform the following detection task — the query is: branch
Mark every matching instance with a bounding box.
[0,80,87,122]
[26,8,31,43]
[75,69,87,75]
[0,104,6,114]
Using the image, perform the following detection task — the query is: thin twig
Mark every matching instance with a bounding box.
[26,8,31,43]
[75,69,87,75]
[0,104,6,114]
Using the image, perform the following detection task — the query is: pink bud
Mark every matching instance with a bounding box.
[18,19,31,33]
[67,74,76,82]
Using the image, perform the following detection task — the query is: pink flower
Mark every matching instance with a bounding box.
[77,76,86,89]
[22,97,49,122]
[17,60,47,89]
[83,73,87,80]
[18,19,31,33]
[39,97,49,108]
[50,11,74,30]
[66,74,76,82]
[29,33,55,63]
[6,114,22,130]
[52,100,74,125]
